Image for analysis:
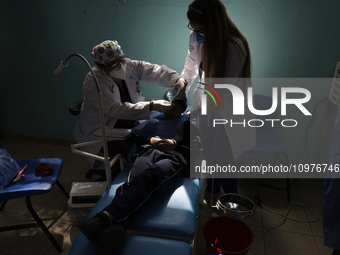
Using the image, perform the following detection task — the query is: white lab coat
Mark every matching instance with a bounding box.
[181,32,255,160]
[74,59,180,166]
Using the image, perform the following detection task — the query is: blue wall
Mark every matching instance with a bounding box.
[1,0,340,164]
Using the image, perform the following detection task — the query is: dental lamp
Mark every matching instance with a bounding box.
[54,54,124,192]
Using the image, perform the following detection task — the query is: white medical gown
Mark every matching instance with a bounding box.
[73,59,180,166]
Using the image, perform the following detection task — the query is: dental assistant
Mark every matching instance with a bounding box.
[74,40,187,177]
[180,0,256,194]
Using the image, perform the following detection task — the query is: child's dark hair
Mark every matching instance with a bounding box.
[173,99,187,109]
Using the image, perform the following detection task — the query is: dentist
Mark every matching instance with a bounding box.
[74,40,187,178]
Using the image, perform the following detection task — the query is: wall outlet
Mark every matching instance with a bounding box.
[329,61,340,105]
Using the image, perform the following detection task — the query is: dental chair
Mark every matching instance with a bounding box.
[69,108,201,255]
[69,166,199,255]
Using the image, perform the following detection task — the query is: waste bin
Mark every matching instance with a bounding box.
[203,216,254,255]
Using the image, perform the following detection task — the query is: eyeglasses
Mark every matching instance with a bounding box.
[106,54,127,68]
[187,23,204,36]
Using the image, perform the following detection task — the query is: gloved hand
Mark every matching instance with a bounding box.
[151,100,174,112]
[172,78,187,101]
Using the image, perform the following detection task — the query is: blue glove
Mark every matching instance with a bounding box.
[172,78,187,101]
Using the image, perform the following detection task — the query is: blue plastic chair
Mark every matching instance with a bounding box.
[246,95,291,202]
[0,143,69,253]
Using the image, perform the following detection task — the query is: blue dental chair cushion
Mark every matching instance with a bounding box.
[70,234,192,255]
[70,166,199,254]
[87,166,199,239]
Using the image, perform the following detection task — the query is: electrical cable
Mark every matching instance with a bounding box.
[256,179,299,190]
[253,95,326,251]
[253,195,319,255]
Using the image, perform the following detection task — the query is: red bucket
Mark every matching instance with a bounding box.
[203,216,254,255]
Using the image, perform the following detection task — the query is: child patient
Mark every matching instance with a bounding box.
[77,89,201,254]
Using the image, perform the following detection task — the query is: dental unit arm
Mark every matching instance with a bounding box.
[54,53,124,189]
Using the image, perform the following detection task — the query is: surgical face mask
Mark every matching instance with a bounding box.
[109,62,127,80]
[194,32,204,44]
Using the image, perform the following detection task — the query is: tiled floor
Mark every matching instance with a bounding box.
[0,138,334,255]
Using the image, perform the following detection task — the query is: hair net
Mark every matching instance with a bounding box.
[163,88,187,105]
[91,40,125,66]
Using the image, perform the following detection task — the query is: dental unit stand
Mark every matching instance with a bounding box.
[54,54,124,207]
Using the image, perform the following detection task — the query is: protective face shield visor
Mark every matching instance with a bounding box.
[106,54,127,68]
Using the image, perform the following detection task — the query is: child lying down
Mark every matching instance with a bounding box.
[77,89,201,255]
